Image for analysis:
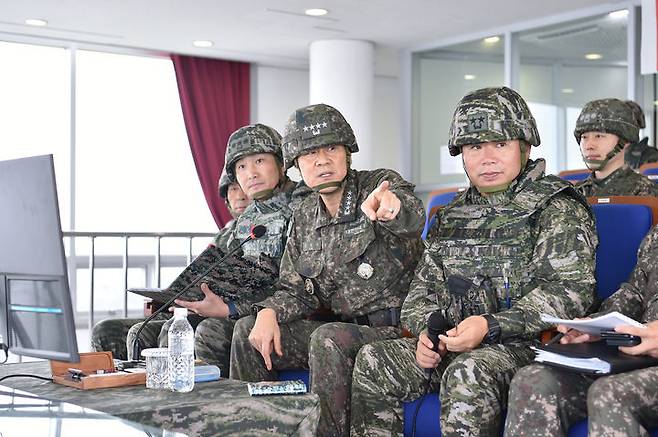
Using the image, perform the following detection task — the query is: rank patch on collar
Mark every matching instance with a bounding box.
[301,120,332,139]
[467,113,489,133]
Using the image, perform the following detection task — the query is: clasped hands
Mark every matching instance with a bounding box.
[416,315,489,370]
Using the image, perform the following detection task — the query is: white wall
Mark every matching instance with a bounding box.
[252,64,402,174]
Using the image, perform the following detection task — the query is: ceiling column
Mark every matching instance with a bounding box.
[309,39,374,170]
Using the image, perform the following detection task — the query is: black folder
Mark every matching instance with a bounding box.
[128,245,278,304]
[534,341,658,375]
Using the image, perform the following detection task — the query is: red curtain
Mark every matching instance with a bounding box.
[171,54,250,228]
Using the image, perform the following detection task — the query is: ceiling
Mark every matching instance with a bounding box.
[0,0,631,72]
[422,11,628,65]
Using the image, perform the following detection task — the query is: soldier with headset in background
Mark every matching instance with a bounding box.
[574,98,658,197]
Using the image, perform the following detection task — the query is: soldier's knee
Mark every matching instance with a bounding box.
[511,364,559,396]
[91,319,119,342]
[232,315,256,342]
[353,343,383,381]
[126,322,141,338]
[587,376,615,407]
[308,322,347,352]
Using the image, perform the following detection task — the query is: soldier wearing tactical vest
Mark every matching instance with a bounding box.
[229,104,425,437]
[350,87,598,437]
[90,159,250,361]
[624,100,658,170]
[574,98,658,197]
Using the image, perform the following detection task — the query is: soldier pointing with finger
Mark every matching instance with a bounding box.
[229,103,425,437]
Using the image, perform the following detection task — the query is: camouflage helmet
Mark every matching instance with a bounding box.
[217,167,233,200]
[281,104,358,169]
[447,86,540,156]
[624,100,646,129]
[224,124,283,178]
[574,98,639,144]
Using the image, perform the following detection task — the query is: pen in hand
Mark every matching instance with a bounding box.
[546,329,573,345]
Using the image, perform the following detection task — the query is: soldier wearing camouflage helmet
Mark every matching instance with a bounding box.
[217,167,250,220]
[624,99,658,169]
[169,123,310,372]
[505,225,658,437]
[230,103,425,437]
[350,87,597,437]
[574,98,658,197]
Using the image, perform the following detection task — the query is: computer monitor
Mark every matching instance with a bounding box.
[0,155,79,362]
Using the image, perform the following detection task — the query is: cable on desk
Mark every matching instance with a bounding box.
[0,374,53,383]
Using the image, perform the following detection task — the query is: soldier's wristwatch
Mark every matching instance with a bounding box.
[481,314,501,345]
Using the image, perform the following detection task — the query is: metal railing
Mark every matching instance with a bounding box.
[63,231,216,332]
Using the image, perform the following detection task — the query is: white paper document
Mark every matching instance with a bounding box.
[540,311,644,335]
[531,347,611,374]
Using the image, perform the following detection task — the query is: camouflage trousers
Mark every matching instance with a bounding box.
[193,317,236,375]
[129,316,234,375]
[230,317,401,437]
[91,314,169,361]
[504,363,658,437]
[91,314,204,361]
[350,337,535,437]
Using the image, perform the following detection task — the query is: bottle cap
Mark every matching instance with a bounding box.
[174,307,188,318]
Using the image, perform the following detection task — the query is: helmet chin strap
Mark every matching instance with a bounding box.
[583,141,625,172]
[468,142,529,195]
[251,188,275,200]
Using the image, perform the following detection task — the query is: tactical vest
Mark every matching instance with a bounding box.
[229,190,293,260]
[434,175,581,326]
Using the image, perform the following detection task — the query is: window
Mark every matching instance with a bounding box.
[0,42,71,228]
[413,37,505,187]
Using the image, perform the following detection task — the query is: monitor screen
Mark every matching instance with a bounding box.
[0,155,78,362]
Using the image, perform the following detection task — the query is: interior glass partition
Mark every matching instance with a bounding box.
[414,36,505,187]
[518,12,628,173]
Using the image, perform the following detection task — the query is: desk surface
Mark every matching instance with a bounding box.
[0,361,319,437]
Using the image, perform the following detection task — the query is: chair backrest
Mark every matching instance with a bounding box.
[639,162,658,181]
[588,196,658,299]
[558,168,590,183]
[422,187,465,240]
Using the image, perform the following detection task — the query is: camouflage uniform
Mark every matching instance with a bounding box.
[573,98,658,197]
[505,225,658,437]
[230,104,425,437]
[575,165,658,197]
[624,100,658,170]
[350,87,598,437]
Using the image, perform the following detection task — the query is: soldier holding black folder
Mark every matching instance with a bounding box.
[505,225,658,437]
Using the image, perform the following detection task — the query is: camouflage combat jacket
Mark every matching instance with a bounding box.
[575,165,658,197]
[591,225,658,322]
[222,179,309,315]
[226,179,301,260]
[401,159,598,342]
[213,219,237,250]
[254,169,425,324]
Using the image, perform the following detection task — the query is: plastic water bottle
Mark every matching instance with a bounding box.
[168,307,194,392]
